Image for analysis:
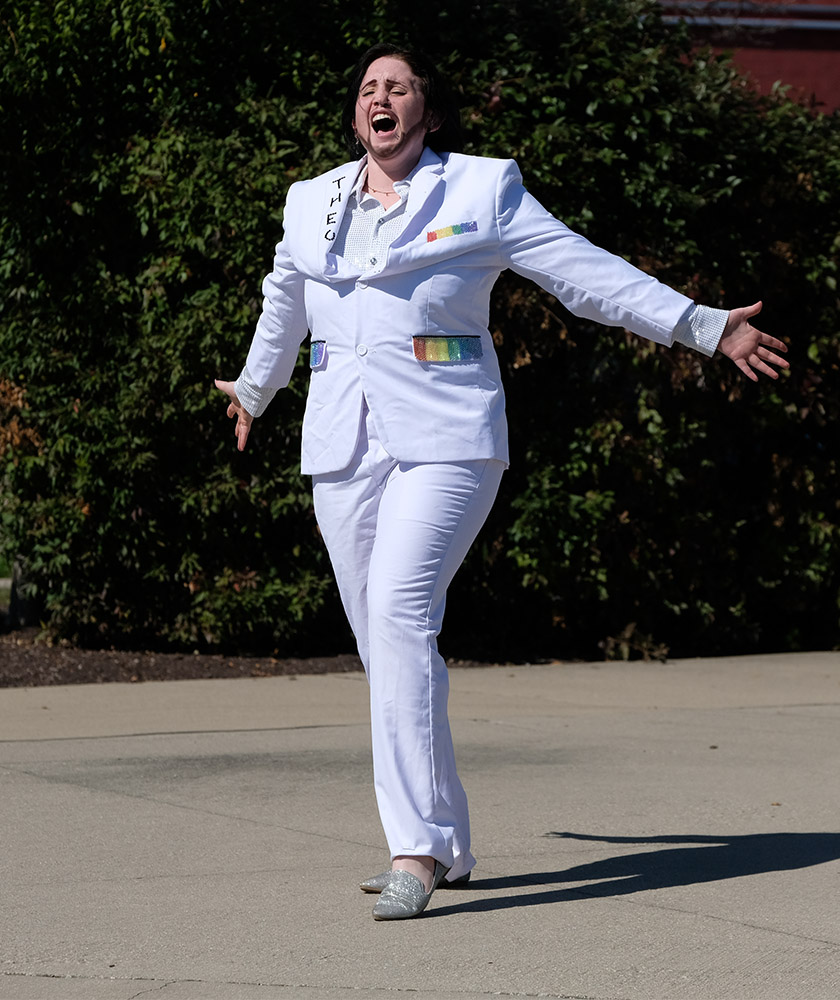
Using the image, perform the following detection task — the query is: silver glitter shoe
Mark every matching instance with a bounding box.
[371,860,449,920]
[360,869,470,893]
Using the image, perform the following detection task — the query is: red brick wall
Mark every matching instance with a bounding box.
[659,1,840,111]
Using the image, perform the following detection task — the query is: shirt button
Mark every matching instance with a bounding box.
[369,256,377,266]
[356,344,368,357]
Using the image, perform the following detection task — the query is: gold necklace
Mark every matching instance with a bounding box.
[366,183,397,196]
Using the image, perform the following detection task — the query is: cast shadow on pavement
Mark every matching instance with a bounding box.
[427,830,840,917]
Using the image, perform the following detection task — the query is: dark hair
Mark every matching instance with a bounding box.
[341,43,463,155]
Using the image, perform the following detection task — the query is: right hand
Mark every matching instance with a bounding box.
[717,302,789,382]
[214,379,253,452]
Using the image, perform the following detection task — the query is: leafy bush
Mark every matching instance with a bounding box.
[1,0,838,657]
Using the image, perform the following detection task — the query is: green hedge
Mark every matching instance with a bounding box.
[1,0,838,658]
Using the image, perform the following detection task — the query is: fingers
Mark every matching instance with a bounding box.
[740,346,789,381]
[224,404,253,451]
[751,357,779,380]
[758,346,790,370]
[216,377,252,450]
[758,332,788,354]
[236,415,251,452]
[736,359,759,382]
[753,333,790,375]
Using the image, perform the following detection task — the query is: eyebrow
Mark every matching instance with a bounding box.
[360,76,415,90]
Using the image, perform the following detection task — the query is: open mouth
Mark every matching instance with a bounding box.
[372,113,397,134]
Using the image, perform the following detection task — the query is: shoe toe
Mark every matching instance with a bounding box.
[359,870,391,893]
[372,870,431,920]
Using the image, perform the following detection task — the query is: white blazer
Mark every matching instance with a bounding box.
[245,148,692,475]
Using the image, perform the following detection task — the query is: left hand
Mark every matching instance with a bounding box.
[718,301,789,382]
[214,379,253,451]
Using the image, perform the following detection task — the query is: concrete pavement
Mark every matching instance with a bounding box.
[0,651,838,999]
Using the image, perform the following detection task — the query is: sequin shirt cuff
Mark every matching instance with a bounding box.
[672,304,728,357]
[234,366,277,418]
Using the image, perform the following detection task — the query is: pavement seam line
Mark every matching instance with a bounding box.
[0,722,369,745]
[544,880,840,949]
[0,972,609,999]
[126,979,176,999]
[0,761,383,851]
[448,864,840,950]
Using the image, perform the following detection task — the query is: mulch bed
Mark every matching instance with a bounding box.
[0,628,496,688]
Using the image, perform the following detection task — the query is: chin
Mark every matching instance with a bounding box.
[369,143,405,160]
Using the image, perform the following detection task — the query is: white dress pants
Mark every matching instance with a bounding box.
[312,403,505,879]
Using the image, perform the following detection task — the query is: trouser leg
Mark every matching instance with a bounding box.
[364,456,503,876]
[309,416,381,676]
[312,408,504,878]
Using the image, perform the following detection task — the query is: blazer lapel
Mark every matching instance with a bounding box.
[390,148,445,249]
[319,159,362,277]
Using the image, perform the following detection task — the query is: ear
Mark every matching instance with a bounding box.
[425,111,443,134]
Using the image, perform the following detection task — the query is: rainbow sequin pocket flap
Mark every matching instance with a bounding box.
[413,336,483,362]
[310,340,327,369]
[426,221,478,243]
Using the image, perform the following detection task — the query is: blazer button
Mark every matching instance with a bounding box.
[356,344,368,357]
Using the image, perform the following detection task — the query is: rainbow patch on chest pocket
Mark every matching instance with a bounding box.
[426,221,478,242]
[413,336,483,362]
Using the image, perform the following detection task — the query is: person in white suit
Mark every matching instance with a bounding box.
[216,43,789,920]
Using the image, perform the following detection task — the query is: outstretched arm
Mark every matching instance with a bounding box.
[718,302,789,381]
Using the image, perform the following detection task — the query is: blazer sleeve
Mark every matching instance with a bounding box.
[495,161,692,346]
[245,213,310,391]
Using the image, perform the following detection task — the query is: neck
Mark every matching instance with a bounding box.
[365,148,424,193]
